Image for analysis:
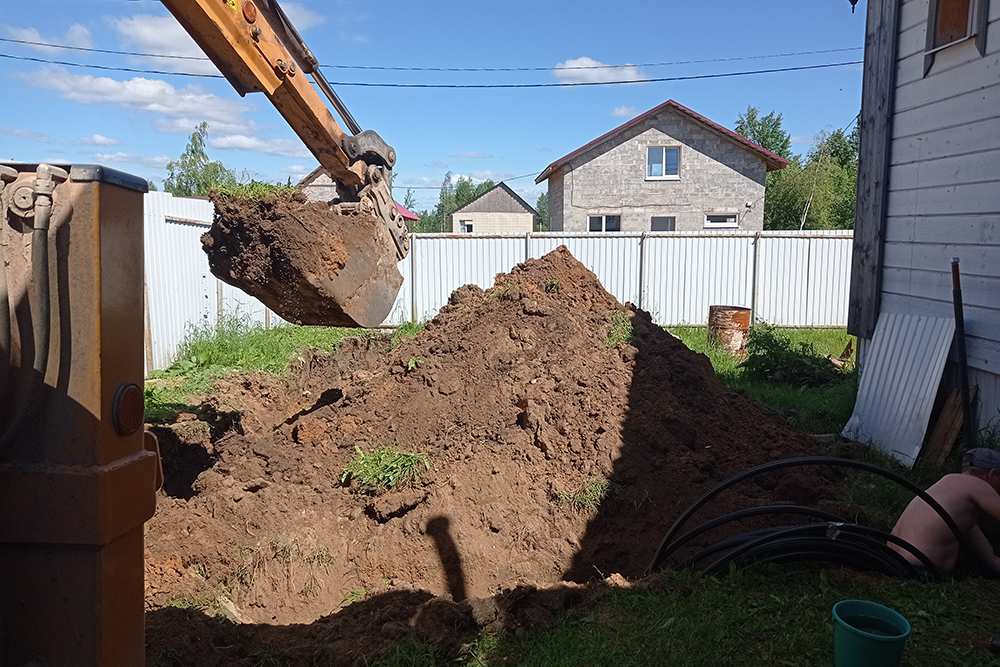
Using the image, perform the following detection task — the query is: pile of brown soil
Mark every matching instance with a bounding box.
[203,190,402,327]
[145,246,832,663]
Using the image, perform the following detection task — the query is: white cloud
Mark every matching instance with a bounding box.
[108,15,219,75]
[5,24,92,50]
[77,134,120,146]
[283,3,325,30]
[554,57,642,84]
[428,161,449,170]
[94,152,171,168]
[208,134,311,158]
[791,135,815,144]
[451,151,493,159]
[282,164,311,176]
[401,176,440,187]
[612,106,637,118]
[0,126,52,143]
[26,69,255,135]
[469,170,512,182]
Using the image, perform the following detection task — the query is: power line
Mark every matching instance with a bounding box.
[0,36,862,72]
[0,51,863,87]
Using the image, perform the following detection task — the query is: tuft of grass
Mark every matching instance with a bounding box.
[307,546,331,565]
[557,477,610,511]
[391,321,425,349]
[212,180,299,199]
[603,310,633,347]
[406,355,424,372]
[486,281,512,301]
[341,588,368,606]
[544,279,561,294]
[339,446,430,495]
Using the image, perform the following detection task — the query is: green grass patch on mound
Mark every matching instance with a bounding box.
[145,315,423,422]
[669,325,857,434]
[338,446,430,495]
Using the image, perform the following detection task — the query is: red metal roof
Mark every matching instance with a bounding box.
[394,201,419,221]
[535,99,789,183]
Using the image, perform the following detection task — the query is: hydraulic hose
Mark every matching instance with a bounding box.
[647,457,968,575]
[0,165,64,450]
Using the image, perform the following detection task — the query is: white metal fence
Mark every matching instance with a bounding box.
[144,192,854,370]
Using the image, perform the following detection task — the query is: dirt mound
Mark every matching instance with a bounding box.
[146,246,830,658]
[203,190,402,327]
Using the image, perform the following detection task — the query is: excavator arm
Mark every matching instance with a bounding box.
[160,0,409,327]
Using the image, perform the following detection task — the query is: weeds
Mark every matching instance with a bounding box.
[544,279,560,294]
[557,477,610,511]
[307,546,331,565]
[391,321,425,349]
[739,322,843,387]
[339,446,430,494]
[341,588,368,605]
[406,355,424,372]
[603,310,633,347]
[164,594,220,613]
[486,281,512,301]
[213,180,299,199]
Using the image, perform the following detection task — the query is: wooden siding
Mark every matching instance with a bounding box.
[876,0,1000,425]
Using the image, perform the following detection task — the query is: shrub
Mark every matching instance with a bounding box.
[739,323,841,387]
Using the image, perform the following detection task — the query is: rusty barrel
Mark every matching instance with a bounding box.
[707,305,752,356]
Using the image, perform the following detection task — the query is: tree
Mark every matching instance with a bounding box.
[735,106,793,160]
[410,173,496,233]
[535,192,549,231]
[146,180,158,192]
[162,122,238,196]
[402,188,418,211]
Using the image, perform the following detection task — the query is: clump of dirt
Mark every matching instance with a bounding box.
[146,246,832,662]
[203,190,401,326]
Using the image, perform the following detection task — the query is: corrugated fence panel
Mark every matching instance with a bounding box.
[144,192,216,370]
[643,234,755,325]
[531,233,642,306]
[412,235,525,321]
[144,193,854,369]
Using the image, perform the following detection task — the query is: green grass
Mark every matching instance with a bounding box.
[338,446,430,495]
[145,315,424,422]
[369,567,1000,667]
[212,180,299,199]
[557,477,611,511]
[604,310,634,347]
[669,326,857,434]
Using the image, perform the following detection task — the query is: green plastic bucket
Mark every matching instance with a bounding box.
[832,600,911,667]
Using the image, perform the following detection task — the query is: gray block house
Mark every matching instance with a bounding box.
[448,182,537,233]
[850,0,1000,429]
[535,100,787,233]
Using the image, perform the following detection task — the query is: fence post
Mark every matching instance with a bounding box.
[216,281,224,325]
[410,233,418,323]
[638,232,648,310]
[525,231,532,262]
[750,231,761,325]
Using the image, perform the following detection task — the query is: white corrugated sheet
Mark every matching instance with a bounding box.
[144,193,855,370]
[843,311,956,467]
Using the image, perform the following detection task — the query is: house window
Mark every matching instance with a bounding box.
[650,216,676,232]
[924,0,989,72]
[704,214,738,229]
[460,220,473,234]
[646,147,680,179]
[588,215,621,232]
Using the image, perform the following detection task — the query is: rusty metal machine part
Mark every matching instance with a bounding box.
[161,0,408,327]
[0,163,158,666]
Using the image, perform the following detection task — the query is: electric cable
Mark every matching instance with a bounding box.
[0,51,864,87]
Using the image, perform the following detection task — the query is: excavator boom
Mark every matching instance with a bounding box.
[160,0,409,327]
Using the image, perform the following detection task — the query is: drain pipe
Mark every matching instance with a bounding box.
[0,164,67,449]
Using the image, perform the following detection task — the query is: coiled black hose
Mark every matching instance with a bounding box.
[647,457,962,579]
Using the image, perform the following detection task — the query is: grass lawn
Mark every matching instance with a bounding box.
[669,326,858,434]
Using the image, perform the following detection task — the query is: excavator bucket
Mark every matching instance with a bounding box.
[202,190,403,328]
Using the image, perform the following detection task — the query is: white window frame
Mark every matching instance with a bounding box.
[588,214,622,232]
[704,214,738,230]
[459,220,473,234]
[645,146,681,181]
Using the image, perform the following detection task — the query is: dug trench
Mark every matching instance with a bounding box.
[145,246,842,664]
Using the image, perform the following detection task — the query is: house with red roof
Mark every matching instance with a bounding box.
[535,100,788,233]
[297,165,420,228]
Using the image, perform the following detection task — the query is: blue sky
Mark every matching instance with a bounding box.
[1,0,866,210]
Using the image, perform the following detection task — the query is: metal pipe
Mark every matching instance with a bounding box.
[951,258,976,449]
